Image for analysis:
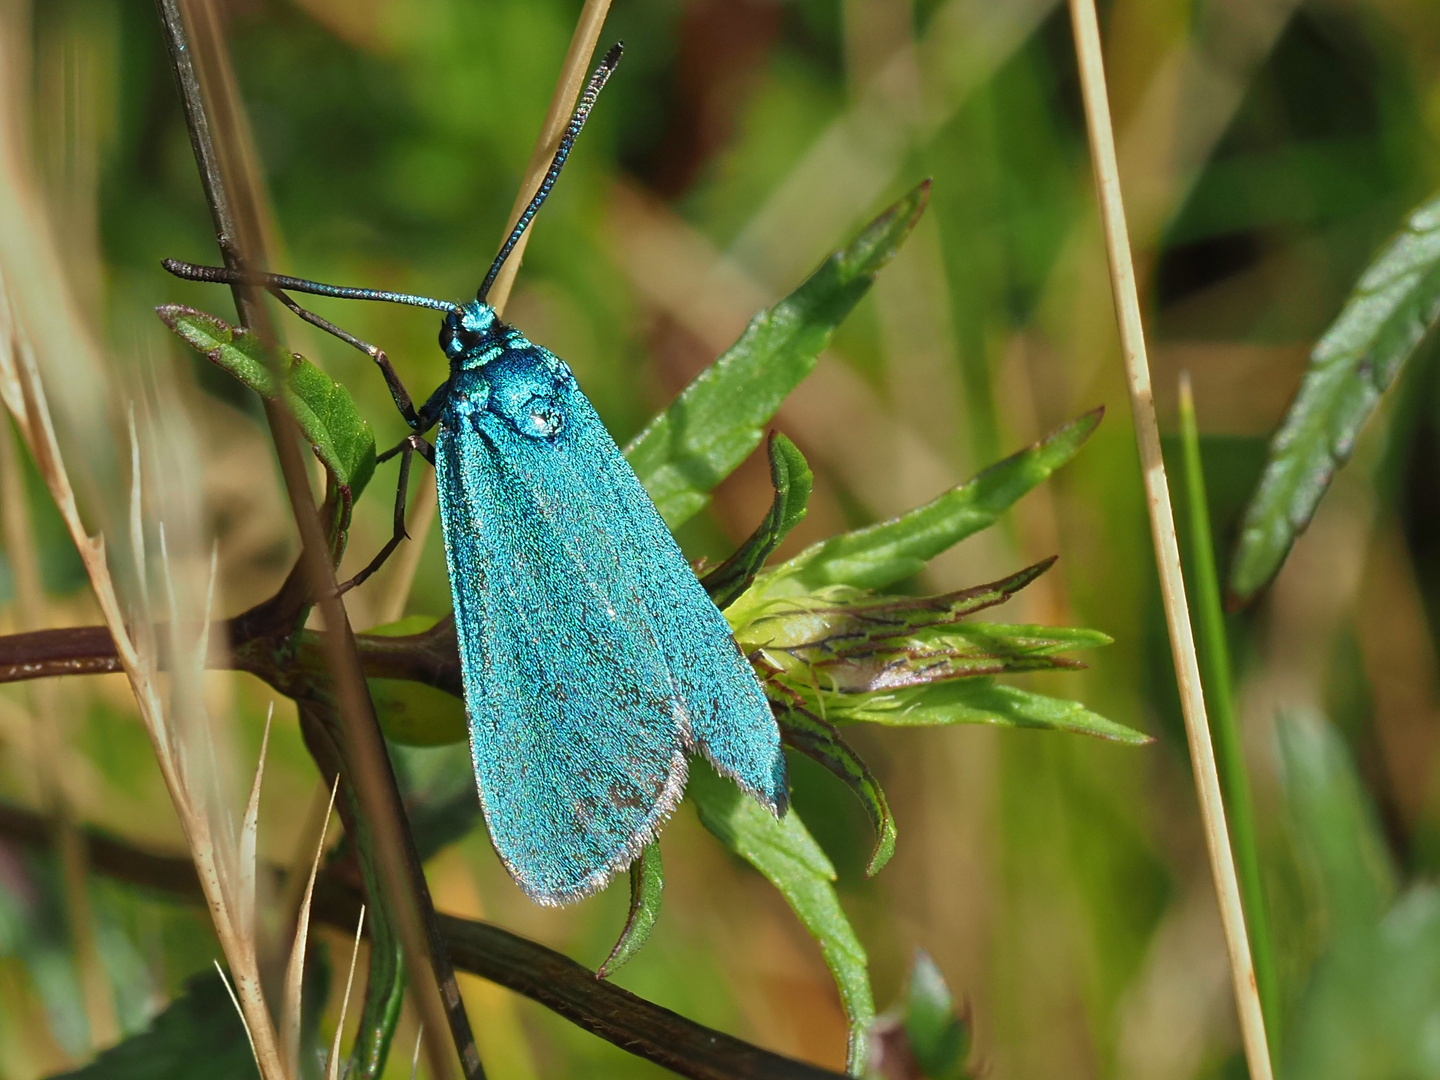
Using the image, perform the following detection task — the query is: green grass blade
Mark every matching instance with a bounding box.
[597,842,663,980]
[1229,191,1440,602]
[689,762,874,1074]
[159,305,377,500]
[702,432,813,609]
[625,181,931,529]
[1178,379,1280,1060]
[738,409,1101,607]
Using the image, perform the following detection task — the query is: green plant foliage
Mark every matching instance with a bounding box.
[732,409,1102,612]
[778,708,896,876]
[597,841,664,980]
[688,760,873,1074]
[48,970,263,1080]
[625,181,931,529]
[866,951,973,1080]
[818,678,1146,743]
[1276,711,1440,1079]
[702,432,813,610]
[1229,191,1440,602]
[1276,710,1398,937]
[157,305,377,505]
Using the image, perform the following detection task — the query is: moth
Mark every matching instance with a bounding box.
[166,44,787,905]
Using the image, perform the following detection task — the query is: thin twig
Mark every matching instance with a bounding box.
[153,2,476,1076]
[482,0,613,315]
[1064,2,1273,1076]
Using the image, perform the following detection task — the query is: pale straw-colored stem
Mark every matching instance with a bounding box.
[1064,1,1274,1076]
[382,0,614,627]
[482,0,613,316]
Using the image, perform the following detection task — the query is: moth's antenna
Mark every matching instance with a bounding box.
[477,42,623,304]
[162,259,462,314]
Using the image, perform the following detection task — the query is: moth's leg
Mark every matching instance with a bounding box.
[269,288,422,429]
[336,433,436,595]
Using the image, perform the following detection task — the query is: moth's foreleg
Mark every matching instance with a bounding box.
[269,290,422,428]
[336,433,435,595]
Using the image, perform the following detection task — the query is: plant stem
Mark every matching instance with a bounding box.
[153,2,477,1076]
[1177,373,1280,1060]
[1064,2,1274,1076]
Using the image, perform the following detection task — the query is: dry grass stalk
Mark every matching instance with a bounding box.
[1064,1,1274,1076]
[0,265,299,1079]
[283,776,339,1078]
[482,0,613,316]
[327,905,368,1080]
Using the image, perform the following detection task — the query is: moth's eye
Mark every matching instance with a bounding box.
[439,322,462,358]
[519,394,563,439]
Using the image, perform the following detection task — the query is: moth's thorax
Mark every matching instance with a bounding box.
[440,301,575,441]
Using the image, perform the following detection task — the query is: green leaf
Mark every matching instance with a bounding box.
[901,952,972,1080]
[625,181,931,529]
[365,616,467,746]
[779,708,896,876]
[734,410,1101,612]
[818,678,1148,744]
[1276,709,1398,936]
[688,761,874,1074]
[1229,191,1440,602]
[702,432,813,609]
[158,305,377,502]
[1286,887,1440,1080]
[597,841,663,980]
[47,964,322,1080]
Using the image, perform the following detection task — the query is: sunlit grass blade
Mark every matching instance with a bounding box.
[735,409,1101,610]
[1229,190,1440,603]
[238,705,273,943]
[688,762,873,1074]
[778,709,897,876]
[328,905,368,1080]
[597,841,663,980]
[1178,373,1279,1057]
[284,776,339,1078]
[702,432,813,609]
[625,181,930,529]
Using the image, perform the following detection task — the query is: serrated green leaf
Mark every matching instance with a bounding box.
[688,761,874,1074]
[817,678,1148,744]
[734,410,1101,613]
[702,432,813,609]
[625,181,930,529]
[1229,192,1440,602]
[597,841,663,980]
[778,708,896,876]
[158,305,377,501]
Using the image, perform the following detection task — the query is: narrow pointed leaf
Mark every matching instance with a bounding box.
[597,842,664,980]
[1230,192,1440,602]
[779,709,896,876]
[703,432,813,609]
[158,305,377,500]
[900,952,972,1080]
[689,762,874,1073]
[737,410,1101,609]
[626,181,931,529]
[818,677,1148,744]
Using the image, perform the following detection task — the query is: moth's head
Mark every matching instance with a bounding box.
[439,301,501,365]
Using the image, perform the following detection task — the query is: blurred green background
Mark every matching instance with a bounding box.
[2,0,1440,1077]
